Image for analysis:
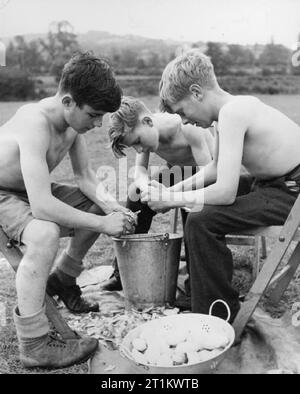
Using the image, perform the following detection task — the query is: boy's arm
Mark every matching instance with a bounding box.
[169,127,218,193]
[69,135,128,214]
[142,104,247,210]
[18,123,109,232]
[134,152,150,191]
[19,122,133,236]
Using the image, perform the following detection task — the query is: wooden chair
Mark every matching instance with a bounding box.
[170,194,300,341]
[0,227,77,340]
[170,208,267,279]
[232,194,300,340]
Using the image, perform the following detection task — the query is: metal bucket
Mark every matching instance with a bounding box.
[113,233,182,310]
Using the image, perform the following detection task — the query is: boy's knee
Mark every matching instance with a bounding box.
[185,206,221,233]
[23,220,60,252]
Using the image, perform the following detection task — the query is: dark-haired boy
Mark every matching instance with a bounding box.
[0,53,134,368]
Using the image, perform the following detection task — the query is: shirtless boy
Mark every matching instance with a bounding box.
[101,96,214,293]
[141,49,300,322]
[0,53,135,368]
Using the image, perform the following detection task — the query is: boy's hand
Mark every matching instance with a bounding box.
[100,212,135,236]
[111,203,131,215]
[141,182,172,213]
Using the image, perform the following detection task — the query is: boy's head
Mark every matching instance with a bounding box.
[58,52,122,133]
[159,49,218,128]
[108,96,160,157]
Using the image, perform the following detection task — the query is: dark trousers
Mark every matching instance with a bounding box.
[185,172,300,322]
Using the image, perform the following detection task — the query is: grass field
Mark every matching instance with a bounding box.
[0,94,300,373]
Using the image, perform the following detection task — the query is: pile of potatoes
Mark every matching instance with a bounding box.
[130,325,230,367]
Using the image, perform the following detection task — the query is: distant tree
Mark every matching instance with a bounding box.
[205,42,228,75]
[259,43,291,74]
[226,44,255,67]
[5,35,45,73]
[41,21,80,79]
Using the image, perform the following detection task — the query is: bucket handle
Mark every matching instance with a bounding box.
[162,232,169,246]
[209,299,231,323]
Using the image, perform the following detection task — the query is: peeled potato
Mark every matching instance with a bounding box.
[197,349,214,362]
[203,333,229,350]
[132,348,148,365]
[163,330,187,347]
[157,353,174,367]
[172,351,187,365]
[144,344,161,365]
[175,341,198,354]
[186,351,200,365]
[132,338,147,352]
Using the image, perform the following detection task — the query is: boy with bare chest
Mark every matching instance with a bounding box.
[101,96,214,293]
[0,53,135,369]
[141,49,300,321]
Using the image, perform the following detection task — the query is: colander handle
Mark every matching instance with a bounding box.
[209,299,231,322]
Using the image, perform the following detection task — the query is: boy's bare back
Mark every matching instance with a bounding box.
[217,96,300,179]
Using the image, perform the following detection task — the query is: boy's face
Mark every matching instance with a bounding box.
[121,117,160,154]
[168,93,213,128]
[63,97,105,133]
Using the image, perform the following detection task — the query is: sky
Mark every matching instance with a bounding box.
[0,0,299,48]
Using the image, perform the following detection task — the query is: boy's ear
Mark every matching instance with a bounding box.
[142,116,153,127]
[189,84,204,101]
[62,94,75,108]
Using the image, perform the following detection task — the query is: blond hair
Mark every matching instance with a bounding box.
[159,49,217,112]
[108,96,149,158]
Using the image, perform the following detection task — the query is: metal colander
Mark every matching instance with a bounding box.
[120,300,235,374]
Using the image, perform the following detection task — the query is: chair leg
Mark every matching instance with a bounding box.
[233,202,300,341]
[252,236,260,280]
[170,208,179,234]
[269,242,300,304]
[261,236,267,259]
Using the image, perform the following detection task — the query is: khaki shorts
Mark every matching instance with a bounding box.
[0,183,95,245]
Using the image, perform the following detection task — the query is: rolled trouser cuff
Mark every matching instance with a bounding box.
[57,251,84,278]
[13,305,49,339]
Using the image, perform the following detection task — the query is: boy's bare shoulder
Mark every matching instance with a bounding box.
[181,123,208,145]
[16,103,49,127]
[13,103,52,147]
[218,96,261,128]
[219,96,260,118]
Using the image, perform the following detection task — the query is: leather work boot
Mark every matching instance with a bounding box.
[100,265,122,291]
[174,294,192,311]
[19,331,99,369]
[47,272,99,313]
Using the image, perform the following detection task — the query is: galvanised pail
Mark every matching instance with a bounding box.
[113,233,182,310]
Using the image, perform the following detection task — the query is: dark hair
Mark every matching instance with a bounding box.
[59,52,122,112]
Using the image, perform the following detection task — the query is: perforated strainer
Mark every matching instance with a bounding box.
[120,300,235,374]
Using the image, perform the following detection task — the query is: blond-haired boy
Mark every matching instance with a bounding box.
[142,49,300,321]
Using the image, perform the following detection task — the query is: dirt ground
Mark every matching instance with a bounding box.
[1,95,300,374]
